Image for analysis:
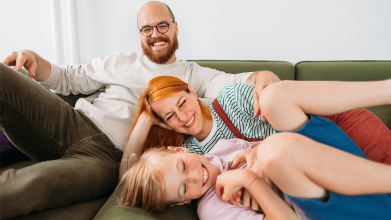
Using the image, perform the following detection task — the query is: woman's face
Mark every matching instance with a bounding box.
[162,147,219,204]
[150,88,210,141]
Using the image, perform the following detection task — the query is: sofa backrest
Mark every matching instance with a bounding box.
[296,61,391,130]
[46,60,390,130]
[191,60,295,80]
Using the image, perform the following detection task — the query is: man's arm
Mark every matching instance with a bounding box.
[3,49,109,96]
[2,50,51,82]
[246,71,281,120]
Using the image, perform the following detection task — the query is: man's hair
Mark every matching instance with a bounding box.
[119,147,177,212]
[137,1,175,29]
[130,76,212,152]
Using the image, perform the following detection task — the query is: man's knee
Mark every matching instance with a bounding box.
[259,81,294,118]
[0,62,31,94]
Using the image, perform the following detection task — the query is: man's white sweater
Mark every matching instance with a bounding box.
[40,52,251,151]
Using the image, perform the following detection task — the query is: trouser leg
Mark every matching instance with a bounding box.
[0,63,124,218]
[0,133,122,219]
[0,63,100,161]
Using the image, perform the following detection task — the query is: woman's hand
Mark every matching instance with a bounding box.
[141,112,172,130]
[215,169,258,203]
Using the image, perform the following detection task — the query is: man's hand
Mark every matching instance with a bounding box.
[246,71,281,120]
[230,145,258,169]
[2,50,51,81]
[3,50,38,78]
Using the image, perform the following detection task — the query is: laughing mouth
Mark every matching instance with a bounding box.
[202,165,209,187]
[184,115,194,127]
[153,41,166,46]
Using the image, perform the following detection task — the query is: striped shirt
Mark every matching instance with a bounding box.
[184,83,275,155]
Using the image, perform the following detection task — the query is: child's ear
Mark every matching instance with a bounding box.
[170,200,191,207]
[167,146,190,153]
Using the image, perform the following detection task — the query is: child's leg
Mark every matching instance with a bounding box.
[256,132,391,198]
[260,79,391,131]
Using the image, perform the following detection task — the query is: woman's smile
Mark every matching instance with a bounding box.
[184,115,195,128]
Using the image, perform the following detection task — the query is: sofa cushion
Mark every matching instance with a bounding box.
[93,186,199,220]
[295,61,391,130]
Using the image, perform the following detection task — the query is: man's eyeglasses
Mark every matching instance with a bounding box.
[139,21,174,37]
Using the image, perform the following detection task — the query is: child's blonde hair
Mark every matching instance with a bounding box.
[118,147,177,212]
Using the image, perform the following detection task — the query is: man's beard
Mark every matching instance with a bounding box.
[142,34,179,64]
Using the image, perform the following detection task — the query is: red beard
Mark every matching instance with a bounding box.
[142,34,179,64]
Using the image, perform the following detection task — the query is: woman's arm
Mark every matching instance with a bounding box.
[118,112,153,181]
[215,169,300,220]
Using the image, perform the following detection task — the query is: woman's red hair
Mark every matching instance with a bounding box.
[131,76,212,152]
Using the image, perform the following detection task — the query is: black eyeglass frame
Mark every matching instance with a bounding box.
[139,21,175,37]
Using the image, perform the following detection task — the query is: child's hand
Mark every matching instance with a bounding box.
[230,145,258,169]
[215,169,258,203]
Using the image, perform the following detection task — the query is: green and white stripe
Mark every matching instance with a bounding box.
[184,83,275,155]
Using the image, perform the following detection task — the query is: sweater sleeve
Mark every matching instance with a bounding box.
[40,56,109,95]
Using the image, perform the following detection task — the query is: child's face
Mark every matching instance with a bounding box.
[163,148,219,204]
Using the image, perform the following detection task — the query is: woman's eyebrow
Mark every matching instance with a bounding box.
[163,96,185,118]
[176,96,184,106]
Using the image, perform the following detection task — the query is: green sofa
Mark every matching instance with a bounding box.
[1,60,390,220]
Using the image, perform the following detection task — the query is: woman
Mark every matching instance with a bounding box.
[118,76,273,180]
[119,78,391,219]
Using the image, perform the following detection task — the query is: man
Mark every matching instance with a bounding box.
[0,1,279,218]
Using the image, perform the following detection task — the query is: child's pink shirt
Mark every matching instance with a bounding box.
[197,138,309,220]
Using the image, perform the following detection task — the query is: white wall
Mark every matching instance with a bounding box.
[1,0,390,65]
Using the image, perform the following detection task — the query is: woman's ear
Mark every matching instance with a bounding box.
[170,200,191,207]
[167,146,190,153]
[187,85,198,98]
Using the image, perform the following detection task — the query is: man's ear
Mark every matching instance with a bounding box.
[174,22,178,36]
[188,85,198,98]
[167,146,190,153]
[170,200,191,207]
